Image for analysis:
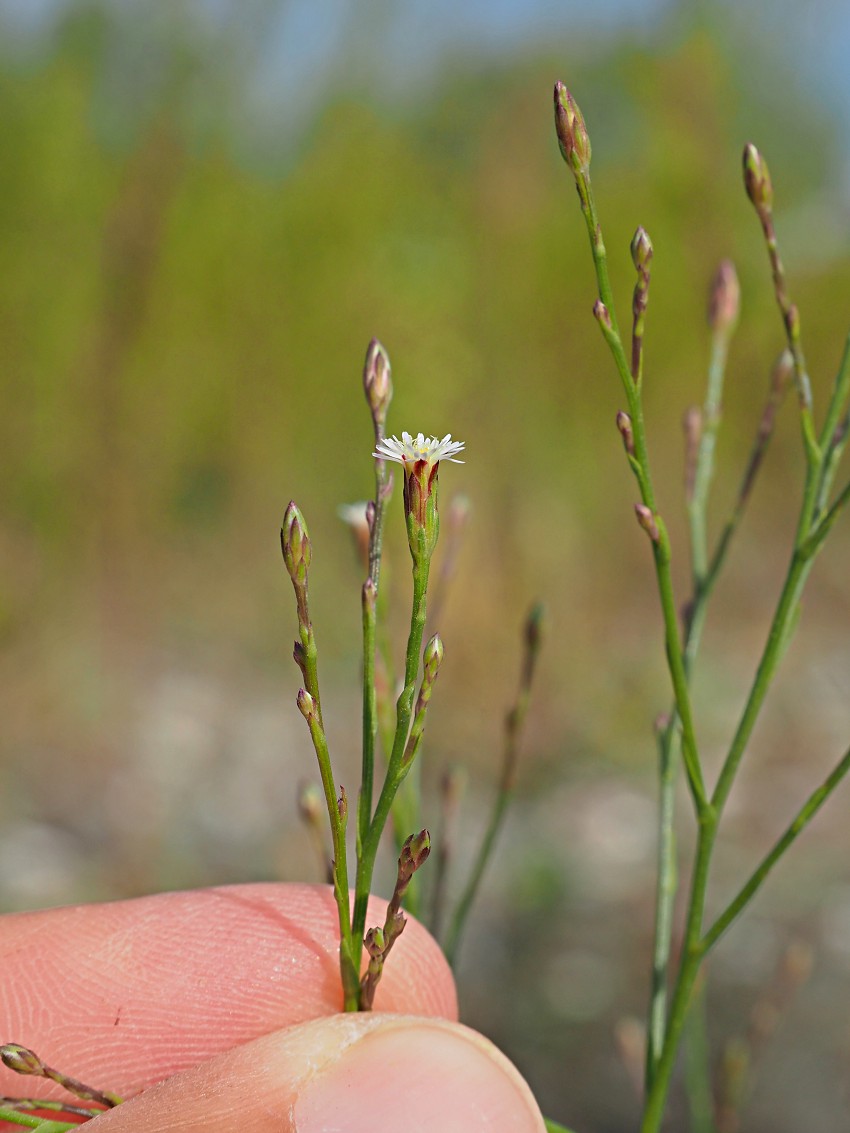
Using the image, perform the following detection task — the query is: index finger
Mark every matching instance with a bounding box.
[0,883,456,1101]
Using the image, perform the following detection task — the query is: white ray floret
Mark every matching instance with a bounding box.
[373,432,465,466]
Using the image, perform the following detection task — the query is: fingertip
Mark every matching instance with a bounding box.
[88,1014,546,1132]
[294,1016,546,1133]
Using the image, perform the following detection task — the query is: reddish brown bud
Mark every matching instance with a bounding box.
[400,828,431,880]
[593,299,613,330]
[634,503,660,543]
[364,926,385,957]
[616,410,635,456]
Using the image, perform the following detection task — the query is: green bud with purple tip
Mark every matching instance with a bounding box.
[743,143,773,214]
[554,82,591,175]
[400,828,431,880]
[281,502,311,588]
[1,1044,43,1076]
[593,299,613,331]
[423,633,444,684]
[296,688,315,720]
[631,226,653,272]
[363,338,393,428]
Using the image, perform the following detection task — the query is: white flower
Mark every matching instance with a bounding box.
[373,432,465,467]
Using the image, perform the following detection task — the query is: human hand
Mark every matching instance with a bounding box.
[0,883,545,1130]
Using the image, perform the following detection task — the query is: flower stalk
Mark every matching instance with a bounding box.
[556,85,850,1132]
[282,503,359,1009]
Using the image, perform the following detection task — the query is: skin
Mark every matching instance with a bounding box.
[0,883,545,1131]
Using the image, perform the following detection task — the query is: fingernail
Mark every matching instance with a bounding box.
[294,1017,543,1132]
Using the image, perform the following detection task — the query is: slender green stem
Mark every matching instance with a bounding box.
[360,580,378,855]
[575,167,706,815]
[647,317,733,1090]
[703,742,850,953]
[711,552,811,816]
[684,973,715,1133]
[816,334,850,476]
[351,552,431,971]
[0,1100,99,1120]
[689,332,730,579]
[641,808,716,1133]
[801,476,850,560]
[360,455,391,854]
[0,1112,75,1131]
[757,211,819,466]
[645,718,679,1088]
[652,521,708,811]
[544,1119,578,1133]
[301,706,358,1009]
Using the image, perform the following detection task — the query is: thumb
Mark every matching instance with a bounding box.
[90,1013,545,1131]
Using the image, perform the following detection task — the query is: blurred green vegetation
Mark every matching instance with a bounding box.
[1,4,850,1130]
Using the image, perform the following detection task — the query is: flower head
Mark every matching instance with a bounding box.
[373,432,465,562]
[373,432,465,468]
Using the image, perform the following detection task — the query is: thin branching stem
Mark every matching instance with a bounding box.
[703,742,850,952]
[575,167,707,816]
[352,551,431,968]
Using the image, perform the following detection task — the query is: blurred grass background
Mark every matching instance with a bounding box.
[1,1,850,1130]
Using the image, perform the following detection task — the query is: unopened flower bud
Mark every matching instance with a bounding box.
[554,82,591,173]
[363,338,393,426]
[281,502,311,587]
[708,259,740,334]
[365,925,385,957]
[1,1044,44,1075]
[630,226,653,271]
[423,634,444,682]
[400,828,431,877]
[616,410,635,456]
[296,688,315,720]
[593,299,613,331]
[634,503,660,543]
[743,143,773,214]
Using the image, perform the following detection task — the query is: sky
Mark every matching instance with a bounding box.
[2,0,850,168]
